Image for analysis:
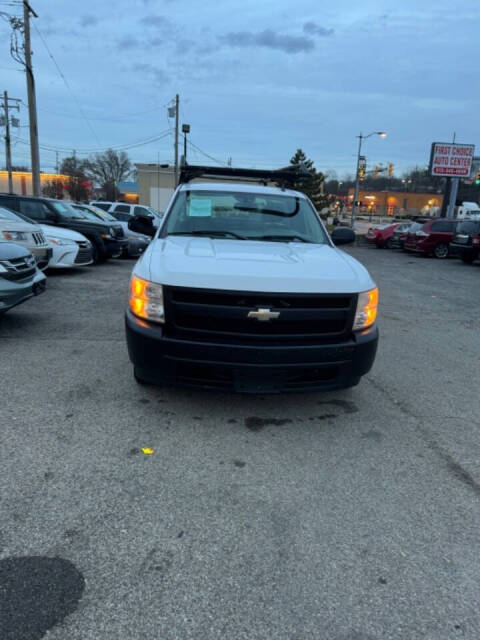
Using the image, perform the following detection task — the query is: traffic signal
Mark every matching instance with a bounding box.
[388,163,394,178]
[374,165,380,179]
[476,172,480,185]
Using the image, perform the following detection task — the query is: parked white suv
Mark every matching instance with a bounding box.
[125,167,379,393]
[90,202,162,225]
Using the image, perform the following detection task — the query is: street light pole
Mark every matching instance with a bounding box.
[350,131,387,228]
[181,123,190,166]
[350,133,363,228]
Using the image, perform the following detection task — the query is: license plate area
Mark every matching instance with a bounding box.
[234,370,284,393]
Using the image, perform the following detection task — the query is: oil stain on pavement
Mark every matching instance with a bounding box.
[244,417,293,431]
[0,556,85,640]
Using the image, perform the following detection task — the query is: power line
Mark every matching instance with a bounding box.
[187,139,228,167]
[28,102,175,123]
[32,22,101,146]
[11,129,174,155]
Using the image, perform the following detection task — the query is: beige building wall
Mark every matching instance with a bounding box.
[136,164,176,212]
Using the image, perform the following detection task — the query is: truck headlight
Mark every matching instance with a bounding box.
[129,276,164,323]
[2,231,27,241]
[353,287,378,331]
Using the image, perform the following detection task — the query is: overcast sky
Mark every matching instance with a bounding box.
[0,0,478,178]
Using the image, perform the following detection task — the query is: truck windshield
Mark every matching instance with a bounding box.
[162,190,328,244]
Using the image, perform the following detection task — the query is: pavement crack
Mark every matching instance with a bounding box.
[366,376,480,496]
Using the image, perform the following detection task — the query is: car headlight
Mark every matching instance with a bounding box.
[353,287,378,331]
[2,231,27,241]
[47,236,76,246]
[129,276,164,323]
[0,262,8,273]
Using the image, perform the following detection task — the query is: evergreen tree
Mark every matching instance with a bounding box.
[289,149,330,211]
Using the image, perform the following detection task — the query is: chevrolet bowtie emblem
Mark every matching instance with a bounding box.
[247,308,280,322]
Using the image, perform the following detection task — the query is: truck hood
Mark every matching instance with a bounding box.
[137,237,375,294]
[39,224,88,242]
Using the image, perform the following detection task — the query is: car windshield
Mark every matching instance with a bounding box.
[409,222,424,232]
[77,205,117,222]
[457,221,480,234]
[162,190,328,244]
[50,201,89,219]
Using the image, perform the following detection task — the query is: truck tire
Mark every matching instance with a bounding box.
[134,368,151,385]
[433,243,449,259]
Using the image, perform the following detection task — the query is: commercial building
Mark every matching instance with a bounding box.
[0,170,70,196]
[347,188,443,216]
[136,164,175,213]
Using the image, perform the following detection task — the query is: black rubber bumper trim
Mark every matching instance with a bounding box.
[125,309,378,392]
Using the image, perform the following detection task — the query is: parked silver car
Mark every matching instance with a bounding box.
[0,241,46,313]
[0,206,51,269]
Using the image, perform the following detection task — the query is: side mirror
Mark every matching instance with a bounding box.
[128,215,155,237]
[331,226,355,245]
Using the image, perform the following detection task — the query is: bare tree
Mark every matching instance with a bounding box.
[42,179,64,199]
[85,149,131,201]
[60,156,90,201]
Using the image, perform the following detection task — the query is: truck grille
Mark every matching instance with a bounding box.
[74,241,92,264]
[0,255,36,281]
[164,286,357,344]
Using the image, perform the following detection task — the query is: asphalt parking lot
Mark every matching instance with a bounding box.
[1,247,480,640]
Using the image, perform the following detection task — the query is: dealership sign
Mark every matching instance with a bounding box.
[429,142,475,177]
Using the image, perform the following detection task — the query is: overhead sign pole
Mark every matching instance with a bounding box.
[447,178,459,219]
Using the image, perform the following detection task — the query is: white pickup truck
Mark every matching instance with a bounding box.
[125,167,379,393]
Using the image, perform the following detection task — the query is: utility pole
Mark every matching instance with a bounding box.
[3,91,13,194]
[55,150,59,173]
[174,94,179,187]
[23,0,41,196]
[2,91,20,194]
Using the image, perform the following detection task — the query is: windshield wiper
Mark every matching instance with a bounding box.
[235,198,300,217]
[251,234,312,243]
[168,230,248,240]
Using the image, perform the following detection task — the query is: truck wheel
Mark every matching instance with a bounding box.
[461,253,475,264]
[433,243,449,259]
[134,368,151,385]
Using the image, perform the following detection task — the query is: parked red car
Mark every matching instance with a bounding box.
[365,223,399,248]
[403,218,458,258]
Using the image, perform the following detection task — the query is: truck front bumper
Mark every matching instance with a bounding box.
[125,310,379,393]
